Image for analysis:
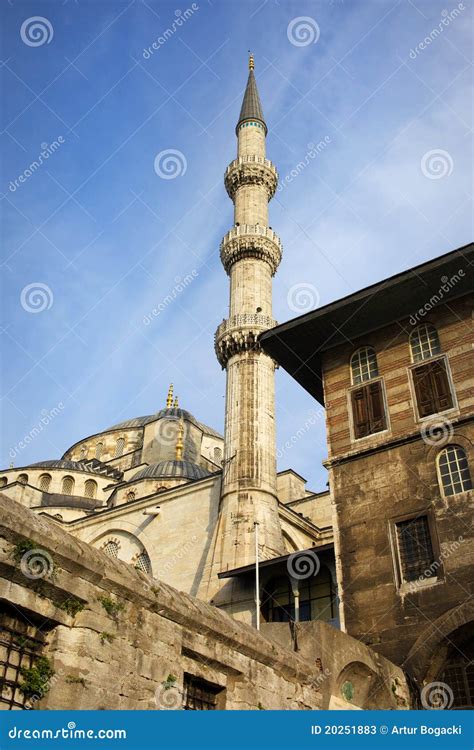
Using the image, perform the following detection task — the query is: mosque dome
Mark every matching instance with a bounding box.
[103,408,222,439]
[131,460,212,482]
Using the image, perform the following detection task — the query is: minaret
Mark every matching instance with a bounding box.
[214,54,285,573]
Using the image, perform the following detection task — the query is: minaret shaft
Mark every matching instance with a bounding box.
[214,58,285,572]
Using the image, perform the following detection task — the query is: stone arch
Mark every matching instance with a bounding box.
[403,599,474,683]
[336,661,393,709]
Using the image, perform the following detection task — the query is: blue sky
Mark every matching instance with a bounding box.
[1,0,472,491]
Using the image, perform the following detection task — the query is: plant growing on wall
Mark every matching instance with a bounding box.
[19,656,54,699]
[98,595,125,618]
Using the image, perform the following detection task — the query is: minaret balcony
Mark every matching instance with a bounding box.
[224,156,278,201]
[220,224,282,275]
[214,314,277,368]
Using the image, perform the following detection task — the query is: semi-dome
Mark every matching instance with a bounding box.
[132,460,212,482]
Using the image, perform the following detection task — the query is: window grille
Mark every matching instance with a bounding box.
[395,516,435,583]
[183,675,222,710]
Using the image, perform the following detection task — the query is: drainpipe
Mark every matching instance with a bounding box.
[254,521,260,630]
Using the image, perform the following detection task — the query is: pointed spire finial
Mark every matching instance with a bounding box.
[175,418,184,461]
[248,51,254,71]
[173,396,179,408]
[166,383,174,408]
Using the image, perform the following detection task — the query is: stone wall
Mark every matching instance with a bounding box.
[0,496,322,710]
[0,495,413,711]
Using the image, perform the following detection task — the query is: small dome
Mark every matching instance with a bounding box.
[132,460,212,482]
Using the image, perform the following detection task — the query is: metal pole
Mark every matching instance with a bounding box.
[254,521,260,631]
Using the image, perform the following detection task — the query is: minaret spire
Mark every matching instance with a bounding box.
[211,55,284,600]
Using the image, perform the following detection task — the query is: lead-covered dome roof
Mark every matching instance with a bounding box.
[132,460,212,482]
[107,408,222,439]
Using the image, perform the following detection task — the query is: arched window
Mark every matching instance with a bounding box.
[438,445,472,497]
[409,324,441,363]
[79,445,88,459]
[213,447,223,465]
[61,476,74,495]
[102,540,119,558]
[0,477,8,487]
[95,442,103,460]
[17,474,28,485]
[126,490,136,501]
[114,438,125,458]
[39,473,52,492]
[350,347,378,385]
[134,551,152,574]
[84,479,97,499]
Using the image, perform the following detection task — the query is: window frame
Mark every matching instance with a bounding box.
[350,346,379,386]
[347,375,390,442]
[436,444,473,498]
[182,674,225,710]
[389,510,443,592]
[409,323,441,363]
[408,353,458,423]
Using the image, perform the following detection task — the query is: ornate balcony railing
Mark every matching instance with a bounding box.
[215,313,277,341]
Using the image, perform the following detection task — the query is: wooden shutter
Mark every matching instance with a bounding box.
[431,360,453,412]
[351,387,370,438]
[368,381,386,431]
[412,360,453,417]
[351,381,386,438]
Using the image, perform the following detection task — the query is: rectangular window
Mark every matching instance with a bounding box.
[350,380,387,439]
[395,516,436,583]
[183,675,224,710]
[412,358,454,418]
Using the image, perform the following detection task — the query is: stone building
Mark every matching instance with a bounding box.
[0,56,470,711]
[261,243,474,709]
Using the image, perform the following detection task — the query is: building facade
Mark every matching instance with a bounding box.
[261,244,474,708]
